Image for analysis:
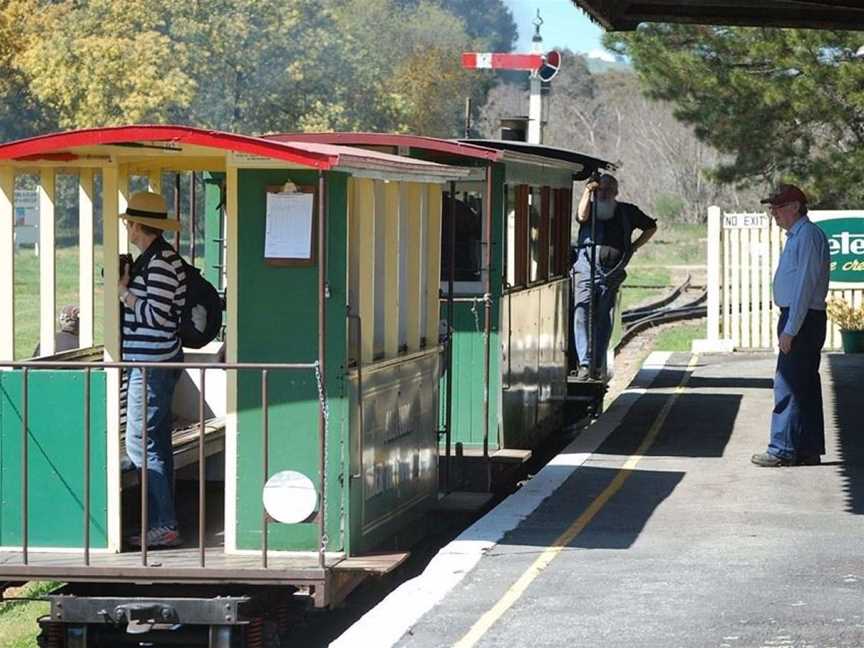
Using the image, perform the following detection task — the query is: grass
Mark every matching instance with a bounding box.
[611,223,707,347]
[630,223,707,269]
[0,582,57,648]
[653,321,707,351]
[13,245,105,360]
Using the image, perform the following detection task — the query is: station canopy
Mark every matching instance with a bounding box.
[570,1,864,31]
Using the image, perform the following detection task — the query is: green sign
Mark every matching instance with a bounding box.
[812,214,864,287]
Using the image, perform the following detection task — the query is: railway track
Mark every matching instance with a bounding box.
[615,275,707,353]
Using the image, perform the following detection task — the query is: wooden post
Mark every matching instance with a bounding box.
[79,169,95,348]
[224,163,238,553]
[384,182,401,358]
[117,166,129,253]
[706,206,721,344]
[355,178,376,363]
[102,166,122,552]
[416,185,429,346]
[425,185,443,346]
[0,167,13,360]
[38,168,56,357]
[400,184,421,352]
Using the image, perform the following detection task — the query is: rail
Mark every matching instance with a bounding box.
[0,358,324,572]
[621,274,692,324]
[615,282,708,353]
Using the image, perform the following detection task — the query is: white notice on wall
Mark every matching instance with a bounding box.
[264,192,314,259]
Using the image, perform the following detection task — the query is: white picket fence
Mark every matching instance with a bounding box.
[699,205,864,352]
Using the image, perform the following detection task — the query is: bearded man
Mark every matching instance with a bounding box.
[572,174,657,381]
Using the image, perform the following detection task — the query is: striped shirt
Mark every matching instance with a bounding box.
[122,238,187,361]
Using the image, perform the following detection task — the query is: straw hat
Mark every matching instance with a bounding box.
[120,191,180,231]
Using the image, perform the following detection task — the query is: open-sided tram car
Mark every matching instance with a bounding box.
[0,125,471,645]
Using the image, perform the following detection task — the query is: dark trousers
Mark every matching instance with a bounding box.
[769,308,826,460]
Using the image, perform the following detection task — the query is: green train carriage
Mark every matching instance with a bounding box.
[0,125,470,640]
[265,134,613,470]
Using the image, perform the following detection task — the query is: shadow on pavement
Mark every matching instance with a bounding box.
[827,354,864,515]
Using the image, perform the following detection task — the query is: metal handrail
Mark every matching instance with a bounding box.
[1,358,322,572]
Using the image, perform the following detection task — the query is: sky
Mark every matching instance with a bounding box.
[504,0,611,60]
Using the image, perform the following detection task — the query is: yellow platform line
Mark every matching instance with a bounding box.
[453,354,700,648]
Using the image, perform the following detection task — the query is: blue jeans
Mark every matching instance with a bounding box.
[769,309,826,460]
[573,252,621,370]
[125,356,182,530]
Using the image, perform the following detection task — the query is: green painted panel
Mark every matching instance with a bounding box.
[440,163,505,450]
[0,370,107,548]
[441,303,500,449]
[234,170,347,553]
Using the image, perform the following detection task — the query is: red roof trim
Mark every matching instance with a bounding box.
[266,132,502,162]
[0,125,338,169]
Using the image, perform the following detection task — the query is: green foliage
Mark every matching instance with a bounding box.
[329,0,479,135]
[167,0,340,133]
[653,192,686,221]
[605,25,864,208]
[0,0,507,138]
[396,0,517,51]
[0,0,55,140]
[19,0,195,127]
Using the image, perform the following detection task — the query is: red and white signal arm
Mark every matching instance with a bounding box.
[538,50,562,82]
[461,52,543,71]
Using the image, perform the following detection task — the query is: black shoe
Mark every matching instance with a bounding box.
[575,366,590,382]
[751,452,793,467]
[796,455,821,466]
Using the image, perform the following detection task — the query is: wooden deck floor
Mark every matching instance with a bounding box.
[0,546,341,583]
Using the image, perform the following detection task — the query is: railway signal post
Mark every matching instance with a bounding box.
[461,11,561,144]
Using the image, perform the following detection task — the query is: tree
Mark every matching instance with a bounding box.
[477,52,759,221]
[404,0,517,52]
[167,0,346,133]
[0,0,54,140]
[604,25,864,208]
[17,0,195,128]
[329,0,481,135]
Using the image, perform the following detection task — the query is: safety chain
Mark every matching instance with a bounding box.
[313,361,329,554]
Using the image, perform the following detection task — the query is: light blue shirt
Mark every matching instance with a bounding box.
[773,216,830,336]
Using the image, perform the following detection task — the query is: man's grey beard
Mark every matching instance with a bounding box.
[595,199,617,221]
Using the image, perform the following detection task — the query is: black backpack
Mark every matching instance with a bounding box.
[178,260,223,349]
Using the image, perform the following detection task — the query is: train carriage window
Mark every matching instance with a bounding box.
[558,187,572,275]
[373,181,387,358]
[528,187,542,283]
[440,183,485,295]
[505,184,516,288]
[548,188,558,278]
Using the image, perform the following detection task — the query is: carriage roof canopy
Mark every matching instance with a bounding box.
[0,124,469,182]
[571,1,864,31]
[266,132,614,180]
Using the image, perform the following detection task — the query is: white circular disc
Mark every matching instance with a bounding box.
[263,470,318,524]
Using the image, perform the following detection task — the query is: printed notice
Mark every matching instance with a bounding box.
[264,192,314,259]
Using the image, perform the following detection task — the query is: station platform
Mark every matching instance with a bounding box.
[332,351,864,648]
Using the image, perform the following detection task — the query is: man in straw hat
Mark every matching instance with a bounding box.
[119,191,187,547]
[751,184,830,468]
